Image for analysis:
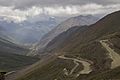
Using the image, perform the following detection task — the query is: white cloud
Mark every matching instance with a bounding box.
[0,6,44,22]
[42,3,120,16]
[0,3,120,22]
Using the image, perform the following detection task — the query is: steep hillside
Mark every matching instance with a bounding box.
[77,32,120,80]
[0,26,29,55]
[34,15,98,55]
[45,11,120,53]
[8,11,120,80]
[0,37,29,55]
[0,53,39,72]
[0,26,14,42]
[0,34,39,74]
[0,17,59,45]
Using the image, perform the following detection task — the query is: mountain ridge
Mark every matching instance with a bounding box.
[8,10,120,80]
[29,15,99,56]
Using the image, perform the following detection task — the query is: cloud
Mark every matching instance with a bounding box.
[0,3,120,22]
[0,6,43,22]
[0,0,120,9]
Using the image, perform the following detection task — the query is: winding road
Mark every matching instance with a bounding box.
[100,40,120,69]
[58,55,92,77]
[5,71,16,76]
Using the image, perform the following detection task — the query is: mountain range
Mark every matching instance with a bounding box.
[6,10,120,80]
[0,36,28,55]
[0,16,59,45]
[0,35,39,73]
[29,15,99,56]
[0,14,99,77]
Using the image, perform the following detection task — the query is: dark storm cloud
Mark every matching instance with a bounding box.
[0,0,120,9]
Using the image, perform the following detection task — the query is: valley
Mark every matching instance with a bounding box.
[0,2,119,80]
[7,10,120,80]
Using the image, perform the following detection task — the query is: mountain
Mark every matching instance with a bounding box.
[0,36,29,55]
[35,15,99,55]
[0,53,39,72]
[0,33,39,75]
[0,16,59,45]
[0,30,39,74]
[0,25,16,43]
[42,10,120,79]
[7,11,120,80]
[45,11,120,53]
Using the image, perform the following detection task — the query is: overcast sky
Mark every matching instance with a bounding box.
[0,0,120,22]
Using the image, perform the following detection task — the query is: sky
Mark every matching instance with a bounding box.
[0,0,120,22]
